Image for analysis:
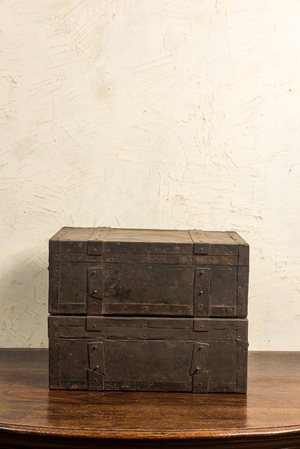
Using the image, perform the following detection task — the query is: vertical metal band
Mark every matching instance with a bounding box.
[88,341,105,391]
[87,227,110,255]
[194,268,210,316]
[237,267,248,318]
[189,230,210,255]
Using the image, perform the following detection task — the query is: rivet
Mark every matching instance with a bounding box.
[230,259,232,262]
[239,260,242,263]
[67,264,70,268]
[199,304,203,308]
[96,365,99,369]
[148,266,151,270]
[199,291,203,296]
[93,290,98,294]
[189,259,192,262]
[92,271,96,275]
[93,324,96,328]
[200,325,203,328]
[199,383,202,386]
[227,335,230,338]
[93,346,97,350]
[200,271,204,275]
[199,346,202,349]
[187,307,191,310]
[239,287,242,290]
[229,268,232,271]
[111,258,113,261]
[94,302,97,305]
[200,248,203,251]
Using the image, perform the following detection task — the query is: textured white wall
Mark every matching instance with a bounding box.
[0,0,299,349]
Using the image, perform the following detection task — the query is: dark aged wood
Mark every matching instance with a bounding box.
[48,317,248,392]
[49,227,249,318]
[1,350,300,449]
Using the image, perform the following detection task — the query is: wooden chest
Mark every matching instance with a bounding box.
[49,227,249,318]
[49,316,248,393]
[48,227,249,393]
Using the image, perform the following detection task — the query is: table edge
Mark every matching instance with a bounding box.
[1,423,300,441]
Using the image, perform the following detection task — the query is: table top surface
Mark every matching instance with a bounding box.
[1,349,300,448]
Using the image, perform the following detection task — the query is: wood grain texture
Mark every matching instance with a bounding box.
[1,350,300,448]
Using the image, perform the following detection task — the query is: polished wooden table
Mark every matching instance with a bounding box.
[0,350,300,448]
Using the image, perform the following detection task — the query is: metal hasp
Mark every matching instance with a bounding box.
[48,227,249,318]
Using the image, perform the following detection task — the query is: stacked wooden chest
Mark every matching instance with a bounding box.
[48,228,249,393]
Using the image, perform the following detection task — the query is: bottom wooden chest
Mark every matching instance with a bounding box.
[48,316,248,393]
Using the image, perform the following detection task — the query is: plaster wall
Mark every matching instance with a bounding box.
[0,0,299,349]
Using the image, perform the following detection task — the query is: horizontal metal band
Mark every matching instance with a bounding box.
[209,306,236,317]
[103,303,193,316]
[58,253,239,265]
[104,380,192,392]
[58,303,86,314]
[208,382,236,393]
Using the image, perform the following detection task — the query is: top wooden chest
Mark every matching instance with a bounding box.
[49,227,249,318]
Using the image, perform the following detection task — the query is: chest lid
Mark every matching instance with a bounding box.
[50,227,247,258]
